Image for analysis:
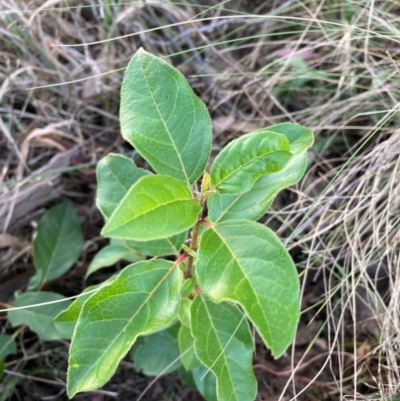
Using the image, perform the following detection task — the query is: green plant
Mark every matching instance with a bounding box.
[60,49,314,400]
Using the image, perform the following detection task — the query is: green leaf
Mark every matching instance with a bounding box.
[67,259,182,397]
[124,231,186,257]
[120,48,212,185]
[192,365,218,401]
[178,325,201,371]
[8,292,71,341]
[85,242,142,278]
[96,153,184,256]
[209,130,292,194]
[0,335,17,359]
[132,323,181,376]
[191,295,257,401]
[208,123,314,222]
[102,175,201,241]
[197,220,300,358]
[28,201,83,290]
[96,153,151,219]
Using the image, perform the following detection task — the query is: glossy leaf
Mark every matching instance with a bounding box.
[29,201,83,290]
[192,365,218,401]
[85,242,142,278]
[0,335,16,360]
[191,295,257,401]
[124,231,186,257]
[8,292,71,341]
[120,48,212,185]
[197,220,300,358]
[96,154,184,255]
[178,325,201,371]
[102,175,201,241]
[96,153,150,219]
[210,130,292,194]
[133,324,181,376]
[67,260,182,397]
[208,123,313,222]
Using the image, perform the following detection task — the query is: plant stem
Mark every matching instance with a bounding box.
[185,219,200,278]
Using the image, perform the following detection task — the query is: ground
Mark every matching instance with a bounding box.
[1,1,400,400]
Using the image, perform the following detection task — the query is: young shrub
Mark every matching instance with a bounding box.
[66,49,314,401]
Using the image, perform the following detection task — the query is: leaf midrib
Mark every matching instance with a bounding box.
[212,227,273,343]
[106,197,195,232]
[140,55,190,185]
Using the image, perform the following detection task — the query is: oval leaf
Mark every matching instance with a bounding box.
[209,130,292,194]
[67,259,182,397]
[191,295,257,401]
[120,48,212,185]
[29,201,83,290]
[132,323,181,376]
[197,220,300,358]
[101,175,201,241]
[208,123,314,222]
[96,154,184,255]
[96,153,151,219]
[8,292,71,341]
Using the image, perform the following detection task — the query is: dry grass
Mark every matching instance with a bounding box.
[1,0,400,400]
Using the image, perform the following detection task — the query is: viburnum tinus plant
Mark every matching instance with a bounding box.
[64,49,314,400]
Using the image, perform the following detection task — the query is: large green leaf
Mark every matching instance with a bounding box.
[124,231,186,257]
[8,292,71,341]
[96,154,185,255]
[209,130,292,194]
[102,175,201,241]
[196,220,300,358]
[96,153,151,219]
[208,123,313,222]
[28,201,83,290]
[67,260,182,397]
[120,48,212,185]
[85,241,142,278]
[132,323,181,376]
[191,295,257,401]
